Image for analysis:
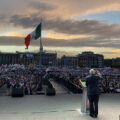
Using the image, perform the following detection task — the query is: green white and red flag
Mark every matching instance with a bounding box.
[25,23,41,49]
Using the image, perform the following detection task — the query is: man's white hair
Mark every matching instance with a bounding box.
[89,69,95,75]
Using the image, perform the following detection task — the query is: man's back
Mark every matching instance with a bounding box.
[86,75,100,95]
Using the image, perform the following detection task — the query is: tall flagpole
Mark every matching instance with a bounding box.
[39,19,43,66]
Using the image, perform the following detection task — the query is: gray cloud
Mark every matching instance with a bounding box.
[9,14,120,40]
[1,0,120,53]
[101,52,120,55]
[29,1,56,11]
[0,36,24,46]
[0,36,120,49]
[0,0,119,40]
[1,0,120,58]
[10,15,41,28]
[0,0,119,19]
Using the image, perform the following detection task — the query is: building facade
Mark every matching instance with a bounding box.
[104,58,120,67]
[0,52,57,66]
[77,52,104,68]
[61,56,78,67]
[0,51,105,67]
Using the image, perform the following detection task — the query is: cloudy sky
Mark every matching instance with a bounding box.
[0,0,120,58]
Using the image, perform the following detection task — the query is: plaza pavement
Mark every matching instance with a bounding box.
[0,94,120,120]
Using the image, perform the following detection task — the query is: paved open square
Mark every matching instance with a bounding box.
[0,94,120,120]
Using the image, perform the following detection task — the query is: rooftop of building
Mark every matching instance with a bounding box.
[0,51,57,55]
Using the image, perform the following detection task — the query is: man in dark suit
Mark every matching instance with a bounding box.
[86,69,101,118]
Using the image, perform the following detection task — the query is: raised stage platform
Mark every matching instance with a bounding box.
[0,94,119,120]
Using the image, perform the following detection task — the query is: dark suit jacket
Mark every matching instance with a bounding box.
[86,75,101,95]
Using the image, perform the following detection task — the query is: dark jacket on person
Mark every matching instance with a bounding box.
[86,75,101,95]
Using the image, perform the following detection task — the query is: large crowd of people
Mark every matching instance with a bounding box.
[0,64,47,95]
[48,67,120,93]
[0,64,120,96]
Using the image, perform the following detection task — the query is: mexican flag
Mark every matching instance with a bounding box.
[25,23,41,49]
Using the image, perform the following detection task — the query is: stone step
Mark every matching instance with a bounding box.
[49,79,70,94]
